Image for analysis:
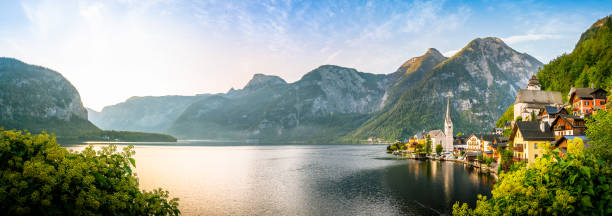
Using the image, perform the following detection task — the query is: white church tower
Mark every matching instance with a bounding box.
[444,97,454,152]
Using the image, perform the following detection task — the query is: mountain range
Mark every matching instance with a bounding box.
[88,37,543,142]
[0,58,176,142]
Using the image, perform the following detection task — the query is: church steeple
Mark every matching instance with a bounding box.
[445,97,452,125]
[444,97,453,152]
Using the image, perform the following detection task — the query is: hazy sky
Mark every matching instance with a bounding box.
[0,0,610,110]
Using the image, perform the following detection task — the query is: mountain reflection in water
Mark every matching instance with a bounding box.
[64,142,493,215]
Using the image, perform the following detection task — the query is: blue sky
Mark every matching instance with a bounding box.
[0,0,610,110]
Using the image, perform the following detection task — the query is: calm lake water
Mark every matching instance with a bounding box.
[64,141,494,215]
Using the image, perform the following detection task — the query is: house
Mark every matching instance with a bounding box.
[503,121,512,130]
[541,105,568,125]
[568,87,608,117]
[493,128,503,135]
[513,75,563,121]
[466,134,482,153]
[479,134,503,157]
[491,136,509,160]
[510,121,555,164]
[550,114,586,139]
[514,90,563,121]
[453,135,468,154]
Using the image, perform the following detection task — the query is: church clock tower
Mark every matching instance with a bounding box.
[444,97,454,152]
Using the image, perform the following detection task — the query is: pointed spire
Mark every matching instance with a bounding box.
[445,97,452,124]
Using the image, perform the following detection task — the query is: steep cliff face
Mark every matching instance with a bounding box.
[0,58,99,136]
[88,95,210,133]
[352,37,543,140]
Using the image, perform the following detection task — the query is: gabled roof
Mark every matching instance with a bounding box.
[569,87,609,103]
[512,121,555,141]
[544,106,566,115]
[551,114,586,129]
[479,134,502,142]
[428,130,445,137]
[515,89,563,105]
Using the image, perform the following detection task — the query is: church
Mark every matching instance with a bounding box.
[430,97,454,153]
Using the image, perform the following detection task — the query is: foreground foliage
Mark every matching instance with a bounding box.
[453,148,612,215]
[0,129,180,215]
[454,110,612,215]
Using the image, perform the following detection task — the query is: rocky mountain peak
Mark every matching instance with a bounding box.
[243,74,287,91]
[425,48,444,58]
[398,48,447,75]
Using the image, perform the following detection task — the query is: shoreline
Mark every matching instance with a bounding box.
[391,152,500,181]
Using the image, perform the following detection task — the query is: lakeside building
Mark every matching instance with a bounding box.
[513,76,563,121]
[428,130,445,153]
[453,135,468,154]
[465,134,482,161]
[541,105,568,125]
[443,97,454,152]
[424,97,454,153]
[510,121,555,164]
[479,134,504,157]
[551,114,587,139]
[568,87,608,117]
[491,136,509,159]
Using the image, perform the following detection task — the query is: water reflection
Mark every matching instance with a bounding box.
[64,143,493,215]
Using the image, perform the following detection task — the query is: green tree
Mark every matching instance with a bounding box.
[416,143,425,153]
[585,108,612,161]
[425,135,432,154]
[456,132,463,137]
[567,137,585,155]
[453,144,612,215]
[436,144,443,155]
[0,129,180,215]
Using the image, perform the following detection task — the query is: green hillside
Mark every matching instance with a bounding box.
[537,15,612,96]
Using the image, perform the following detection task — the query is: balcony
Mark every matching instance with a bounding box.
[513,145,524,152]
[513,157,526,162]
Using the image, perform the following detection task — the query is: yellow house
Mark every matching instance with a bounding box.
[510,121,555,164]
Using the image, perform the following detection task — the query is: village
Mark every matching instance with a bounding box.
[386,75,609,176]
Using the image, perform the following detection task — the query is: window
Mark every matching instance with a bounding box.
[601,101,606,105]
[535,154,538,158]
[534,143,537,149]
[585,101,589,106]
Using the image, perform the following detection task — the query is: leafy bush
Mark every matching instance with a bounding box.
[0,129,180,215]
[585,107,612,161]
[436,144,443,155]
[453,148,612,215]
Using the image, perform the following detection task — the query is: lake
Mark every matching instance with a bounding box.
[64,141,494,215]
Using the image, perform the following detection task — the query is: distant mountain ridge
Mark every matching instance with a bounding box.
[88,95,210,133]
[0,57,176,142]
[91,37,542,142]
[0,57,99,137]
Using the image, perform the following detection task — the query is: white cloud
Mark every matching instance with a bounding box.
[503,33,562,44]
[443,49,460,57]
